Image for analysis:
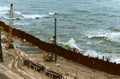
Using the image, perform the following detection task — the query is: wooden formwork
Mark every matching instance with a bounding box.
[23,59,63,79]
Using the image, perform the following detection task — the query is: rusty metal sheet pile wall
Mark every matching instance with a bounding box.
[0,21,120,76]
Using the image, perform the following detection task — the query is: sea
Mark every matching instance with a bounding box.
[1,0,120,63]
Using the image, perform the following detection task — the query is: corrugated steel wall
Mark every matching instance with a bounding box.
[0,21,120,76]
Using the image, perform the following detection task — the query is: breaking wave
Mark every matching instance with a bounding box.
[83,49,108,60]
[83,49,120,64]
[84,49,98,58]
[22,14,48,19]
[48,12,57,15]
[88,34,107,40]
[87,32,120,42]
[58,38,120,64]
[110,57,120,64]
[113,27,120,32]
[14,11,22,15]
[58,38,83,52]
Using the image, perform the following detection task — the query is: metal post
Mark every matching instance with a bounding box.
[54,18,57,62]
[10,4,13,27]
[7,3,14,48]
[9,3,13,37]
[0,26,3,62]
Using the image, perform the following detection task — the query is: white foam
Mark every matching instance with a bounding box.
[65,38,83,52]
[87,31,120,42]
[108,32,120,42]
[83,49,120,64]
[0,6,9,11]
[110,57,120,64]
[3,16,17,20]
[22,14,47,19]
[88,33,107,39]
[49,12,56,15]
[14,11,22,15]
[3,16,9,19]
[98,54,104,60]
[0,6,9,16]
[84,49,98,58]
[83,49,112,61]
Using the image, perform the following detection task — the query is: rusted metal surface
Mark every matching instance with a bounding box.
[0,21,120,76]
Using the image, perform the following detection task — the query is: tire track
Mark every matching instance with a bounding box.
[4,49,39,79]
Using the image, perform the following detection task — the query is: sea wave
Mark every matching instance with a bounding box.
[84,49,98,58]
[88,34,108,40]
[22,14,48,19]
[83,49,109,60]
[74,9,91,14]
[0,6,9,16]
[57,37,120,64]
[83,49,120,64]
[87,32,120,42]
[3,16,9,20]
[48,12,57,15]
[0,6,9,11]
[113,27,120,31]
[14,22,30,26]
[58,38,83,52]
[14,11,22,15]
[3,16,22,21]
[0,11,8,15]
[110,57,120,64]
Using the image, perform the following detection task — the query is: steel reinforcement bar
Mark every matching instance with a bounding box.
[0,21,120,76]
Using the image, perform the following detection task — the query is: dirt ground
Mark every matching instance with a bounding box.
[0,31,120,79]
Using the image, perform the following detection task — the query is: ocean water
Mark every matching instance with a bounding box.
[1,0,120,63]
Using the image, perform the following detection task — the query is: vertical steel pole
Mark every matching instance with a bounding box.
[0,26,3,62]
[9,3,13,36]
[7,3,13,48]
[10,4,13,27]
[54,18,57,61]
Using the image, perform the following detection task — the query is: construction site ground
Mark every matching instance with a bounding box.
[0,31,120,79]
